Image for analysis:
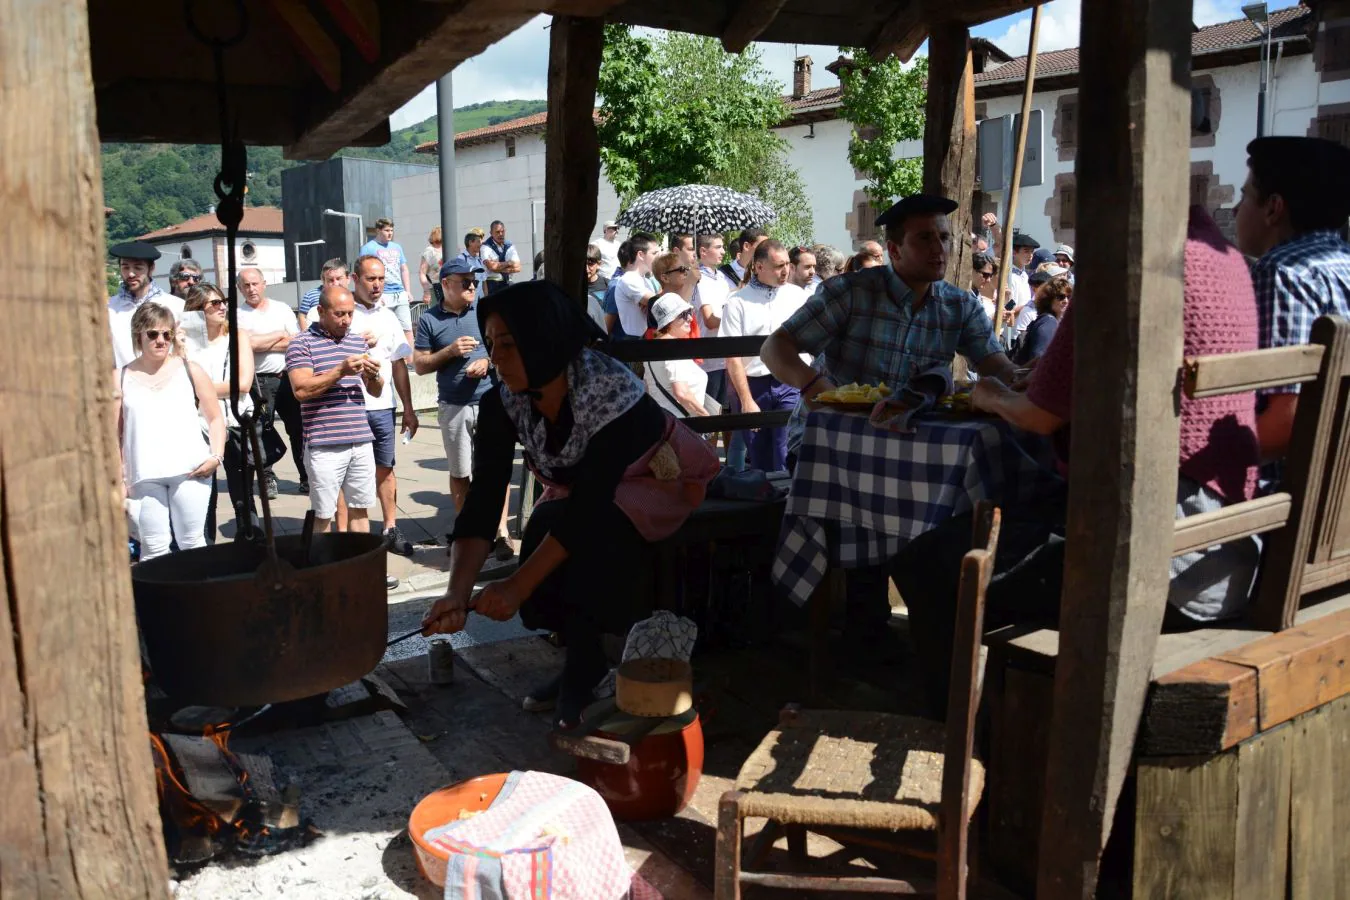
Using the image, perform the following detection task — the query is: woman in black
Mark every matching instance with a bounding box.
[422,280,718,726]
[1013,274,1071,366]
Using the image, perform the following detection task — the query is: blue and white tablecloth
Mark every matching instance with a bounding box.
[772,409,1063,606]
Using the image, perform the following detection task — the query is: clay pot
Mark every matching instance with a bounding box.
[408,773,509,888]
[573,702,704,822]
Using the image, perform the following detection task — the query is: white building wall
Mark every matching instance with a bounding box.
[393,134,621,303]
[147,235,286,294]
[978,54,1320,248]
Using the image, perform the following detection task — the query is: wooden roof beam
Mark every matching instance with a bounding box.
[265,0,342,92]
[870,0,1042,63]
[320,0,381,64]
[721,0,792,54]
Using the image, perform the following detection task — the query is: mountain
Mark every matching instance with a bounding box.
[102,99,547,244]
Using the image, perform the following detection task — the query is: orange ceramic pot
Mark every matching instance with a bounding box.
[573,702,704,821]
[408,772,509,888]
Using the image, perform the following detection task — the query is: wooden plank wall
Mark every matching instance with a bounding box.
[1133,694,1350,898]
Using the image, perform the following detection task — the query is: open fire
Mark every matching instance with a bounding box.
[149,719,317,866]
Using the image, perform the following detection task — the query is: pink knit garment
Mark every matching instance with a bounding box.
[1179,206,1259,503]
[1025,207,1259,501]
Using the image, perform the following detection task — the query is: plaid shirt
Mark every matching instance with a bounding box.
[1255,229,1350,395]
[781,266,1003,389]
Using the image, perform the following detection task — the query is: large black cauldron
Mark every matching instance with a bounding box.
[133,533,387,706]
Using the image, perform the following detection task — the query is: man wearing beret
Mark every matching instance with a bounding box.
[761,193,1017,658]
[1235,136,1350,464]
[107,241,185,369]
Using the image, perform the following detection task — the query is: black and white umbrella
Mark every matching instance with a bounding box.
[615,184,775,235]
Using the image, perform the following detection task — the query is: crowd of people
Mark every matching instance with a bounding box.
[109,135,1350,722]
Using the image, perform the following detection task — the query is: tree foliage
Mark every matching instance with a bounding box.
[838,50,927,209]
[596,26,812,246]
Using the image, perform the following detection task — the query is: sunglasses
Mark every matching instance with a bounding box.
[205,297,227,307]
[586,258,601,265]
[144,329,174,341]
[174,273,201,282]
[979,270,995,279]
[661,265,691,276]
[455,277,477,288]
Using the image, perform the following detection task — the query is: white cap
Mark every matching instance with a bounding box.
[603,220,619,230]
[649,293,693,331]
[1054,243,1074,262]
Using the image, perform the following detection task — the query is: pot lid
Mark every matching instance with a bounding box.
[581,698,697,737]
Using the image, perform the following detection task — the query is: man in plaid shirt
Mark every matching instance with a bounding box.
[761,194,1017,661]
[1236,137,1350,464]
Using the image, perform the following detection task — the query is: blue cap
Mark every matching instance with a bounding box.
[439,258,484,280]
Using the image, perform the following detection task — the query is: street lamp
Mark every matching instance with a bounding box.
[293,238,324,283]
[322,208,364,263]
[1243,2,1271,137]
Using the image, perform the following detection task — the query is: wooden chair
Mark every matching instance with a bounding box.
[714,503,1001,900]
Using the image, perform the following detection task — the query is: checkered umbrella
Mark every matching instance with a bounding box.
[615,184,776,235]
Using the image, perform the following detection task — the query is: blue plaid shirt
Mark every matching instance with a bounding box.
[1255,230,1350,395]
[782,265,1003,389]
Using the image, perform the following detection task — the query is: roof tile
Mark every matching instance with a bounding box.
[137,206,284,242]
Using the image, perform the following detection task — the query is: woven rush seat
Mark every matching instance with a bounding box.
[733,708,985,832]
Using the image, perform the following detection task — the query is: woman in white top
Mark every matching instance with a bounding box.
[183,283,256,542]
[643,294,717,418]
[119,302,226,560]
[419,226,444,298]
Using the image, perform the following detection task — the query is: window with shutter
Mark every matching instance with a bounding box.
[1191,172,1211,209]
[1318,113,1350,148]
[1060,99,1078,151]
[1325,23,1350,72]
[505,137,516,158]
[1192,87,1213,136]
[1060,183,1076,232]
[856,201,879,241]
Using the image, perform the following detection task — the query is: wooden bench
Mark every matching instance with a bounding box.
[982,315,1350,893]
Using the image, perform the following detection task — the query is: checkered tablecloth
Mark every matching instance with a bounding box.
[772,409,1063,606]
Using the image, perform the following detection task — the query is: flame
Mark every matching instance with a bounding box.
[149,733,224,839]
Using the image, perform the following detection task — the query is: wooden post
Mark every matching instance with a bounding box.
[543,15,604,309]
[923,21,977,295]
[1034,1,1192,897]
[992,4,1040,339]
[1,0,168,895]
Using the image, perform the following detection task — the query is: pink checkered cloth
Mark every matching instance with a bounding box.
[424,771,662,900]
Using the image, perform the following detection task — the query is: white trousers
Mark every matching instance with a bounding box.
[132,475,212,560]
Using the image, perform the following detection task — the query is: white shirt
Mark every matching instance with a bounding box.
[719,281,811,379]
[1007,268,1032,337]
[645,356,714,418]
[695,266,732,373]
[730,259,747,283]
[237,298,299,375]
[614,270,655,337]
[108,289,185,370]
[594,237,621,277]
[352,302,411,411]
[481,241,521,282]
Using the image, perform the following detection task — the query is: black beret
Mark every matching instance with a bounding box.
[109,240,162,262]
[1012,232,1040,250]
[874,194,959,228]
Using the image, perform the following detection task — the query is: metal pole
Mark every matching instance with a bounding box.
[322,209,363,265]
[436,72,457,291]
[293,238,325,283]
[1257,25,1270,137]
[993,3,1041,339]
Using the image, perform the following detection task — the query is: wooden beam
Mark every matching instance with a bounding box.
[320,0,381,63]
[1183,345,1324,398]
[543,15,604,308]
[923,21,977,297]
[993,4,1040,340]
[868,3,928,64]
[721,0,791,54]
[1171,492,1292,557]
[1215,607,1350,730]
[1142,659,1259,755]
[2,0,167,894]
[1034,0,1193,896]
[264,0,342,93]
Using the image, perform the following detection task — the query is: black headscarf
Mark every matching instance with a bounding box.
[477,280,605,392]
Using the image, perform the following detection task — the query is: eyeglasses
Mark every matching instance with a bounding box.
[205,298,227,307]
[174,273,201,282]
[455,277,477,289]
[586,258,601,265]
[144,329,174,341]
[660,265,691,277]
[979,270,995,279]
[677,310,694,321]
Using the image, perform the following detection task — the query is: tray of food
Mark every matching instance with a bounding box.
[813,382,892,411]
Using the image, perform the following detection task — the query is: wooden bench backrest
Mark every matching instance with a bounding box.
[1179,315,1350,630]
[604,335,790,435]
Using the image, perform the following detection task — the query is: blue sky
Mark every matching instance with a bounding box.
[390,0,1301,129]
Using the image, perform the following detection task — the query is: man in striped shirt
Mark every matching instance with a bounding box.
[286,285,384,535]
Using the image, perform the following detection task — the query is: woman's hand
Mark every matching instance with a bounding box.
[189,456,219,479]
[422,590,471,634]
[473,577,527,622]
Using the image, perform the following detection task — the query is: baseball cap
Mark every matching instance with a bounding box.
[648,293,693,331]
[1028,264,1069,286]
[439,258,484,280]
[603,220,618,230]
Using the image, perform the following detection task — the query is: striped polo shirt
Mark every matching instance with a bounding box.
[285,324,374,447]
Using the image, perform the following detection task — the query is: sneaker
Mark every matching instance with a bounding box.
[265,473,279,501]
[522,673,562,713]
[492,536,516,562]
[383,525,414,556]
[298,478,309,495]
[386,575,400,591]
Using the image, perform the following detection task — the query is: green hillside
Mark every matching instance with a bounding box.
[102,99,547,244]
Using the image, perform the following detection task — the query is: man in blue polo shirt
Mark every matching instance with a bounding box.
[359,217,414,345]
[414,258,514,561]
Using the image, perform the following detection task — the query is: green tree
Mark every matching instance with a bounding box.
[838,50,927,208]
[596,26,812,243]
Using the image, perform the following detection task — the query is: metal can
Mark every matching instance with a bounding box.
[427,638,456,684]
